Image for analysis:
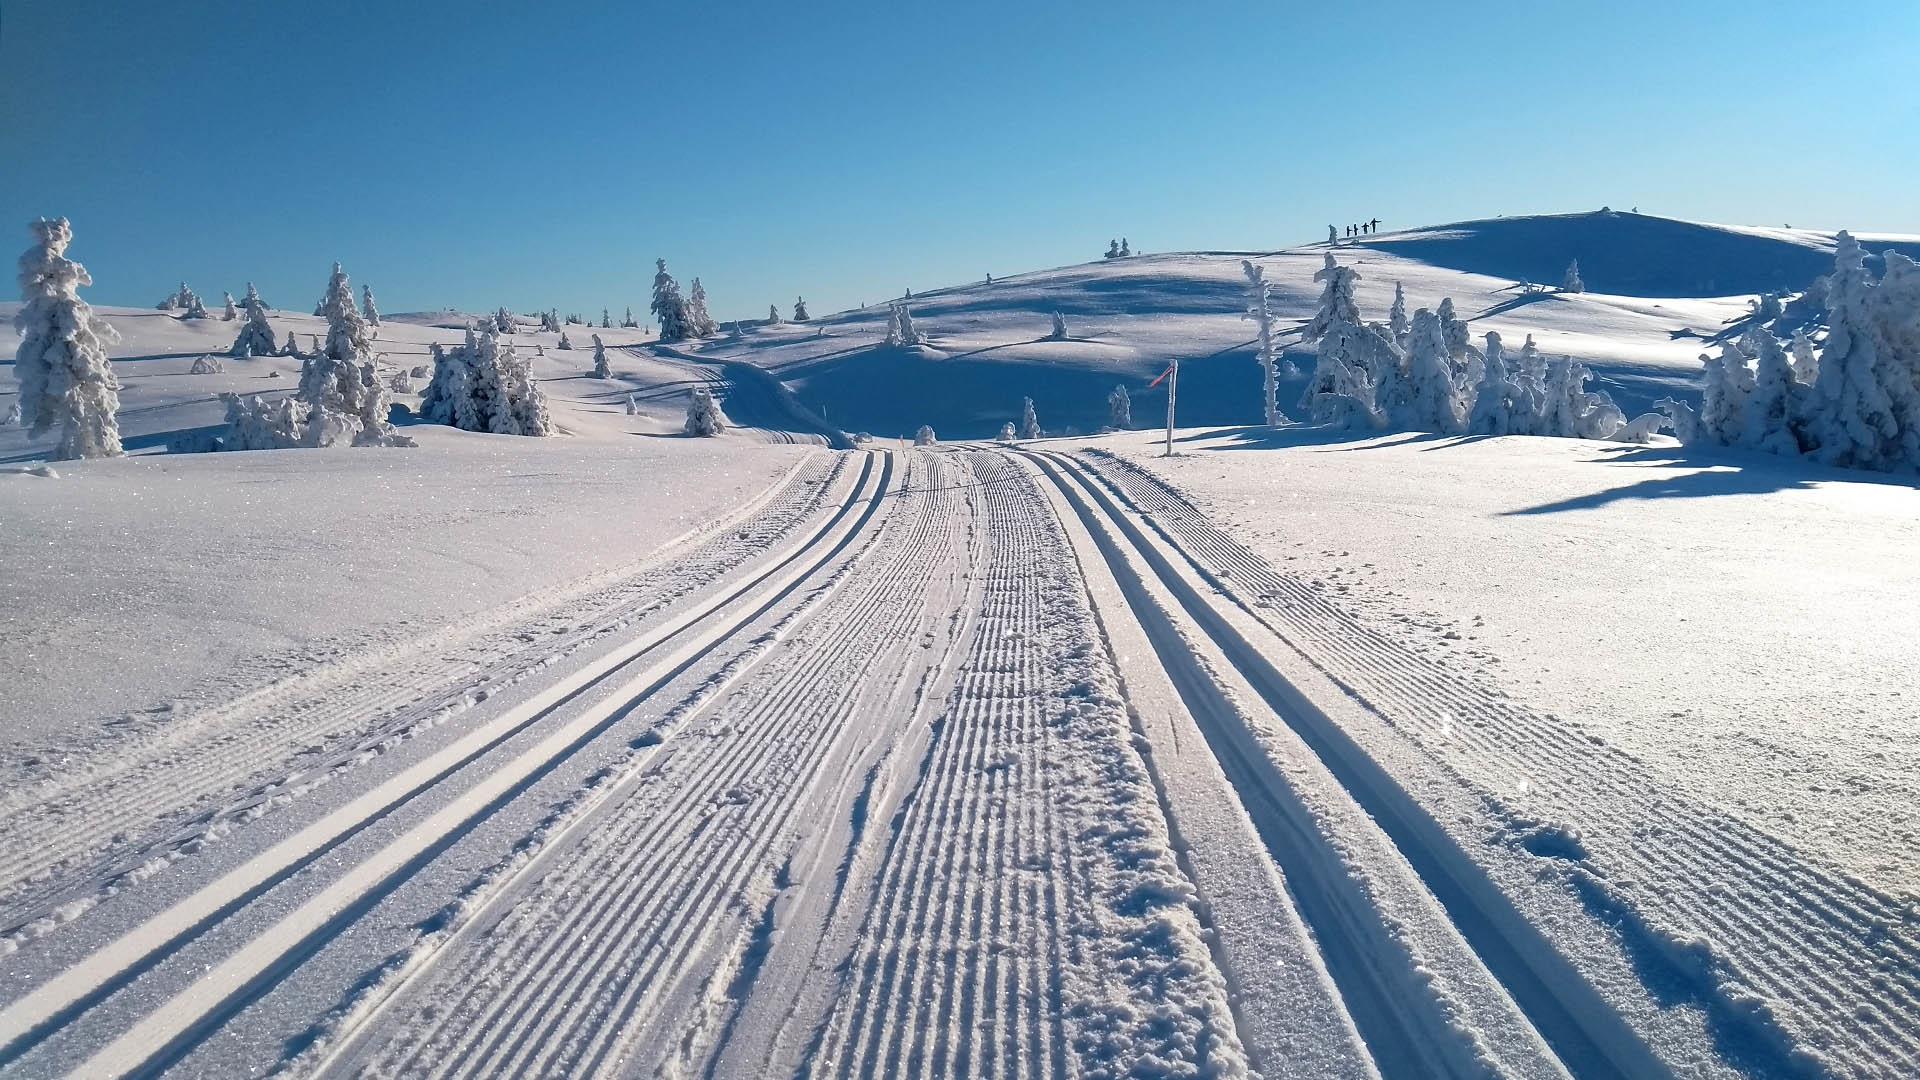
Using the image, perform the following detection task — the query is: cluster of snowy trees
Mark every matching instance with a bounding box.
[156,281,210,318]
[222,263,413,450]
[883,302,926,346]
[1103,238,1133,259]
[14,218,123,459]
[1677,233,1920,473]
[415,325,554,437]
[652,260,718,342]
[1299,252,1653,440]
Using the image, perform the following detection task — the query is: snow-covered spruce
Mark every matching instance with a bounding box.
[230,282,277,357]
[913,424,937,446]
[557,331,573,350]
[1105,239,1122,260]
[624,393,638,415]
[1808,234,1920,471]
[601,308,610,329]
[622,306,637,328]
[793,296,809,322]
[767,303,783,325]
[1020,396,1042,439]
[884,301,925,347]
[14,217,123,459]
[1048,311,1069,341]
[1243,260,1289,425]
[1562,259,1586,293]
[180,286,210,319]
[417,327,554,436]
[997,421,1017,442]
[1108,384,1132,430]
[652,259,690,342]
[361,284,381,326]
[590,334,610,378]
[221,291,238,321]
[223,262,410,450]
[1403,308,1466,434]
[1388,280,1409,343]
[683,387,725,436]
[686,278,718,338]
[281,329,301,357]
[493,307,514,334]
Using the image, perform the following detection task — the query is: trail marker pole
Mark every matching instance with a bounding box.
[1164,356,1178,457]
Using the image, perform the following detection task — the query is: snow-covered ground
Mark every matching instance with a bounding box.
[2,211,1917,1079]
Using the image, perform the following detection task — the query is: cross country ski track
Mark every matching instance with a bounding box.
[0,442,1907,1079]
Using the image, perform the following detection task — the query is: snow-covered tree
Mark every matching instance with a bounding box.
[14,218,123,459]
[1750,291,1783,324]
[686,278,718,337]
[767,303,783,325]
[493,307,514,334]
[1104,239,1121,260]
[601,308,611,329]
[914,424,937,446]
[683,387,725,436]
[180,285,210,319]
[1403,309,1465,434]
[1328,224,1338,245]
[1741,329,1806,456]
[884,301,925,347]
[230,282,277,357]
[1020,396,1041,439]
[282,329,301,357]
[1120,238,1131,257]
[417,327,553,436]
[1388,281,1409,343]
[1304,252,1361,340]
[221,291,238,321]
[1699,340,1755,445]
[591,333,610,378]
[652,259,690,342]
[997,421,1017,442]
[793,296,810,322]
[623,306,638,328]
[361,284,381,326]
[1562,259,1585,293]
[1789,327,1819,384]
[1466,331,1527,435]
[1244,260,1289,426]
[625,393,639,415]
[1538,356,1626,440]
[1048,311,1069,341]
[557,331,574,350]
[1436,297,1471,366]
[1107,384,1132,430]
[297,262,404,447]
[1808,232,1919,470]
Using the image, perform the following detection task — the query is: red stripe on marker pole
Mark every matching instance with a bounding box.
[1147,363,1175,389]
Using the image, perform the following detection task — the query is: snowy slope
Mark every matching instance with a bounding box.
[677,210,1906,440]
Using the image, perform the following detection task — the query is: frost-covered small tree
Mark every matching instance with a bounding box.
[361,284,381,326]
[281,329,301,357]
[222,291,238,320]
[652,259,690,342]
[684,387,725,436]
[538,309,559,333]
[884,302,925,347]
[767,303,783,325]
[600,308,611,329]
[1105,239,1121,260]
[591,333,610,378]
[686,278,718,338]
[1304,252,1362,340]
[418,328,553,436]
[625,393,638,415]
[793,296,810,322]
[1436,297,1472,367]
[997,421,1017,442]
[1750,291,1783,324]
[14,218,123,459]
[622,306,637,328]
[493,307,514,334]
[1741,329,1807,456]
[914,424,937,446]
[1562,259,1585,293]
[298,262,403,447]
[1807,232,1918,470]
[230,282,277,357]
[1699,340,1755,446]
[1120,238,1131,257]
[1466,331,1527,435]
[557,331,574,350]
[181,286,210,319]
[1107,384,1132,430]
[1789,327,1819,384]
[1048,311,1068,341]
[1020,396,1041,439]
[1388,281,1409,343]
[1244,260,1289,426]
[1402,309,1465,434]
[1538,357,1626,440]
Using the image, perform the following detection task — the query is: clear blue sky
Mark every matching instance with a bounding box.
[4,0,1916,319]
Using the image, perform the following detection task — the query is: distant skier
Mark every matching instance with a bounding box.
[1370,217,1380,233]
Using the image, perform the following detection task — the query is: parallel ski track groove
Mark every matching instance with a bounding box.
[1075,448,1920,1079]
[0,455,848,939]
[349,452,967,1079]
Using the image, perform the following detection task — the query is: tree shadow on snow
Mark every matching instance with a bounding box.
[1500,444,1919,514]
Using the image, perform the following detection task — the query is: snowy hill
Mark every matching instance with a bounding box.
[686,210,1910,441]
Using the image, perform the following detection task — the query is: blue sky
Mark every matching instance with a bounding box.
[3,0,1916,319]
